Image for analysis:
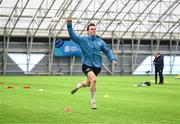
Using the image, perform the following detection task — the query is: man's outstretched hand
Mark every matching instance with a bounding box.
[112,60,118,66]
[67,16,72,23]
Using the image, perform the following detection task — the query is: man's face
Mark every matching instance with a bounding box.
[88,26,96,36]
[155,53,160,58]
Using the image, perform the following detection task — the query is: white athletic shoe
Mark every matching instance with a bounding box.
[91,100,97,109]
[76,83,81,88]
[71,83,81,94]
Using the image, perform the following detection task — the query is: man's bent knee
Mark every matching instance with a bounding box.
[87,71,97,84]
[91,78,96,84]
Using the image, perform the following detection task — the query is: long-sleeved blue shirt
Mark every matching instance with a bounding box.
[67,23,116,68]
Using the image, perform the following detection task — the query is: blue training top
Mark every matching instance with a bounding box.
[67,23,116,68]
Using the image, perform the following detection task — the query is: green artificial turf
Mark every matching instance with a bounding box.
[0,76,180,124]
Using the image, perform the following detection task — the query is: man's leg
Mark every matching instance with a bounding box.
[155,70,158,84]
[71,80,90,94]
[159,70,164,84]
[87,71,97,109]
[81,80,90,87]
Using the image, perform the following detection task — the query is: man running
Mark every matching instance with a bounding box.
[67,16,117,109]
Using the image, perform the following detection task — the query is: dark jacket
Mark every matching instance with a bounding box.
[153,55,164,71]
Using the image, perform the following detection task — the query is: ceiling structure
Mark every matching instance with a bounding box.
[0,0,180,40]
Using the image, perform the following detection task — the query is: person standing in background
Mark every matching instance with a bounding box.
[153,52,164,84]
